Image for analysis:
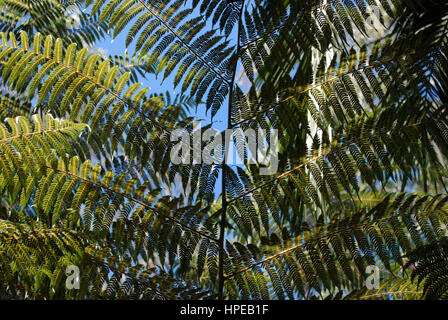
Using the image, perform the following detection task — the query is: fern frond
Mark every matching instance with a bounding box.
[89,0,236,116]
[223,194,448,299]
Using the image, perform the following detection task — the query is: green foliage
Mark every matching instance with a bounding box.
[0,0,448,300]
[87,0,237,117]
[0,0,107,46]
[404,237,448,300]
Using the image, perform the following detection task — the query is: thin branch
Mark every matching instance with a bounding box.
[358,291,422,299]
[0,129,56,144]
[218,0,245,300]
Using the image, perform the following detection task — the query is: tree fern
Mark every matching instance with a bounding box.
[1,0,448,301]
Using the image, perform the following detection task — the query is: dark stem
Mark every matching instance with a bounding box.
[217,1,245,300]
